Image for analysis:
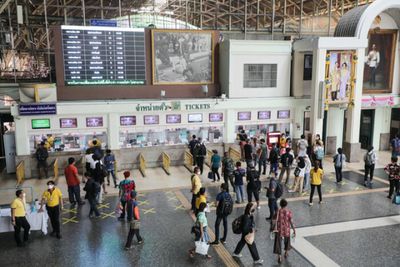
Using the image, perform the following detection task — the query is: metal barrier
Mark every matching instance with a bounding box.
[139,153,146,177]
[229,147,241,163]
[16,161,25,187]
[184,149,193,172]
[53,158,59,183]
[161,152,171,175]
[205,149,213,167]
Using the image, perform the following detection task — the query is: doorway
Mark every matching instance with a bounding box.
[360,109,375,149]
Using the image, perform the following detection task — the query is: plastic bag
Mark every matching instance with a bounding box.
[195,241,209,255]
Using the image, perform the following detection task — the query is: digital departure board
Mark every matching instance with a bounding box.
[61,26,146,85]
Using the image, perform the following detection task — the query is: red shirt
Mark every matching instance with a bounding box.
[277,208,294,237]
[64,164,80,187]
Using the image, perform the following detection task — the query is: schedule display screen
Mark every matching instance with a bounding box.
[238,112,251,121]
[61,25,146,85]
[166,114,181,124]
[144,115,159,125]
[60,118,78,128]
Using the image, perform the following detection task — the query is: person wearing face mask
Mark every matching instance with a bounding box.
[11,190,31,247]
[190,167,202,212]
[39,181,63,239]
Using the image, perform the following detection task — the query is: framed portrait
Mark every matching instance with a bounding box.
[363,30,397,93]
[151,29,214,85]
[325,51,355,105]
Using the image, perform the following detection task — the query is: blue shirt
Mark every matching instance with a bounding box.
[104,154,115,171]
[211,154,221,168]
[233,168,246,186]
[216,191,229,202]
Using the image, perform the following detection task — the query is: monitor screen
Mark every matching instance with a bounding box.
[258,111,271,120]
[188,113,203,123]
[144,115,159,125]
[60,118,77,128]
[278,110,290,119]
[86,117,103,127]
[269,137,279,143]
[209,113,223,122]
[166,114,181,124]
[31,119,50,129]
[238,112,251,121]
[120,116,136,126]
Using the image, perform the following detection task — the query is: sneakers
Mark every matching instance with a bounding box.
[254,259,264,265]
[138,240,144,244]
[308,202,313,206]
[219,238,226,244]
[232,253,242,258]
[124,246,132,250]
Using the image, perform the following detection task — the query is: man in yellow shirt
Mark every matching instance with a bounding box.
[309,161,324,206]
[190,167,202,212]
[11,190,31,247]
[39,180,63,239]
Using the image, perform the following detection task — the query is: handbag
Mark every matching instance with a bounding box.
[393,193,400,205]
[244,231,255,245]
[195,241,209,255]
[130,220,140,229]
[207,171,213,179]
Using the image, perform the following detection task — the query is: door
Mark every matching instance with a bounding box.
[4,132,16,173]
[360,109,375,149]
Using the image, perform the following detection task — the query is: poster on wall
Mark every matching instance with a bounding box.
[152,29,214,84]
[363,29,397,93]
[325,51,355,105]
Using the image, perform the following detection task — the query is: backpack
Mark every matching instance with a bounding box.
[365,153,374,165]
[316,148,324,160]
[36,148,47,161]
[93,147,104,160]
[294,167,301,177]
[232,215,244,234]
[225,158,235,174]
[220,193,234,216]
[275,182,283,199]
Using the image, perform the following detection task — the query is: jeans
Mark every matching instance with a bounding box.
[191,194,197,211]
[125,228,143,247]
[202,226,210,243]
[37,160,48,179]
[107,170,117,187]
[68,185,82,204]
[258,158,267,175]
[235,185,245,202]
[47,205,61,234]
[120,200,133,220]
[223,173,235,193]
[268,198,278,219]
[309,184,322,203]
[270,163,279,176]
[234,235,260,260]
[364,164,375,185]
[14,217,30,245]
[88,196,100,217]
[196,157,205,174]
[303,173,310,191]
[335,166,343,182]
[212,166,220,181]
[214,215,228,241]
[279,167,291,184]
[389,179,400,197]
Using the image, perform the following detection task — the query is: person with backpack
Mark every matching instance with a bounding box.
[35,142,49,179]
[279,148,294,185]
[222,152,235,192]
[232,202,264,265]
[333,148,346,183]
[390,134,400,158]
[269,143,280,176]
[384,157,400,199]
[90,139,104,160]
[364,146,377,188]
[246,163,261,209]
[257,139,268,175]
[211,183,232,245]
[244,139,253,168]
[118,171,136,221]
[297,135,308,157]
[309,161,324,206]
[210,150,221,182]
[314,141,325,169]
[92,154,108,203]
[104,149,118,188]
[124,191,144,250]
[190,167,202,212]
[194,139,207,175]
[289,157,306,193]
[188,135,199,166]
[233,162,246,204]
[64,157,85,207]
[266,174,281,220]
[238,129,248,161]
[83,172,101,218]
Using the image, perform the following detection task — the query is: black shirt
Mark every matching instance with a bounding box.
[244,144,253,160]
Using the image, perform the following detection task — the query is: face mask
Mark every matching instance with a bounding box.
[48,185,54,190]
[22,193,26,198]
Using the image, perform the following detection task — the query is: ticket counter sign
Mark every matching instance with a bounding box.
[32,119,50,129]
[19,103,57,116]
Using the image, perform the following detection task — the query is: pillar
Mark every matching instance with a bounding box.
[225,108,236,143]
[326,107,344,155]
[108,113,119,150]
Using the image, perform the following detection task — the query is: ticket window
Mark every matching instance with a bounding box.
[236,123,290,140]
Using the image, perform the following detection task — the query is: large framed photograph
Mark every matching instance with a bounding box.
[325,51,355,105]
[363,29,397,93]
[152,29,214,84]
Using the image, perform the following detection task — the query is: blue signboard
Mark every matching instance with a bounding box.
[19,103,57,116]
[90,19,117,27]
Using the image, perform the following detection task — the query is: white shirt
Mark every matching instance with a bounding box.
[85,154,95,169]
[367,50,380,68]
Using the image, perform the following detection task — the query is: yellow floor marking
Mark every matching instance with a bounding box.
[168,196,178,201]
[174,204,185,210]
[62,216,79,224]
[97,203,110,209]
[138,200,149,206]
[100,211,116,219]
[62,208,77,214]
[143,208,156,214]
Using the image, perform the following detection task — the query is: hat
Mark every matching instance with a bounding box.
[123,171,130,178]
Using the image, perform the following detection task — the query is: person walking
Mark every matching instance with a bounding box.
[11,190,30,247]
[333,148,346,183]
[118,171,136,221]
[266,174,279,220]
[273,199,296,263]
[195,187,207,215]
[190,167,202,212]
[364,146,377,188]
[221,152,235,192]
[232,202,263,265]
[211,183,232,245]
[297,135,308,157]
[384,157,400,199]
[39,181,63,239]
[83,172,101,218]
[233,162,246,203]
[64,157,85,207]
[188,135,199,166]
[92,155,107,202]
[314,141,325,169]
[390,134,400,158]
[251,138,259,168]
[244,139,253,168]
[309,161,324,206]
[303,155,312,192]
[35,142,49,179]
[210,150,221,182]
[194,139,207,175]
[257,139,268,175]
[189,202,212,259]
[246,164,261,209]
[279,148,294,185]
[104,149,118,188]
[289,157,305,194]
[85,149,95,176]
[269,143,279,176]
[125,191,144,250]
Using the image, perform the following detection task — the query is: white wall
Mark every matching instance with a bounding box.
[372,107,392,150]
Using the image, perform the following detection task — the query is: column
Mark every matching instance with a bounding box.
[372,107,391,150]
[224,108,236,143]
[108,113,120,150]
[14,116,30,156]
[326,107,344,155]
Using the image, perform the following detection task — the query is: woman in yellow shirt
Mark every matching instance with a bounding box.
[309,161,324,206]
[195,187,207,214]
[39,181,63,239]
[11,189,31,246]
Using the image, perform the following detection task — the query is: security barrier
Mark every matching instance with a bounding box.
[16,161,25,186]
[184,149,193,172]
[139,153,146,177]
[205,149,213,167]
[161,152,171,175]
[229,147,241,163]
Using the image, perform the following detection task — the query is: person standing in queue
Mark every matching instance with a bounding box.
[333,148,346,183]
[233,162,246,204]
[309,161,324,206]
[211,183,233,245]
[83,172,101,218]
[273,199,296,263]
[232,202,264,265]
[257,139,268,175]
[210,150,221,182]
[104,149,118,188]
[190,167,202,212]
[364,146,377,188]
[194,138,207,175]
[279,148,294,185]
[246,163,261,209]
[39,181,63,239]
[188,135,198,166]
[11,190,30,247]
[64,157,85,207]
[35,141,49,179]
[221,152,235,192]
[125,191,143,250]
[118,171,136,221]
[244,139,253,168]
[92,154,107,203]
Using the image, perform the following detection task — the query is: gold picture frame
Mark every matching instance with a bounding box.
[151,29,215,85]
